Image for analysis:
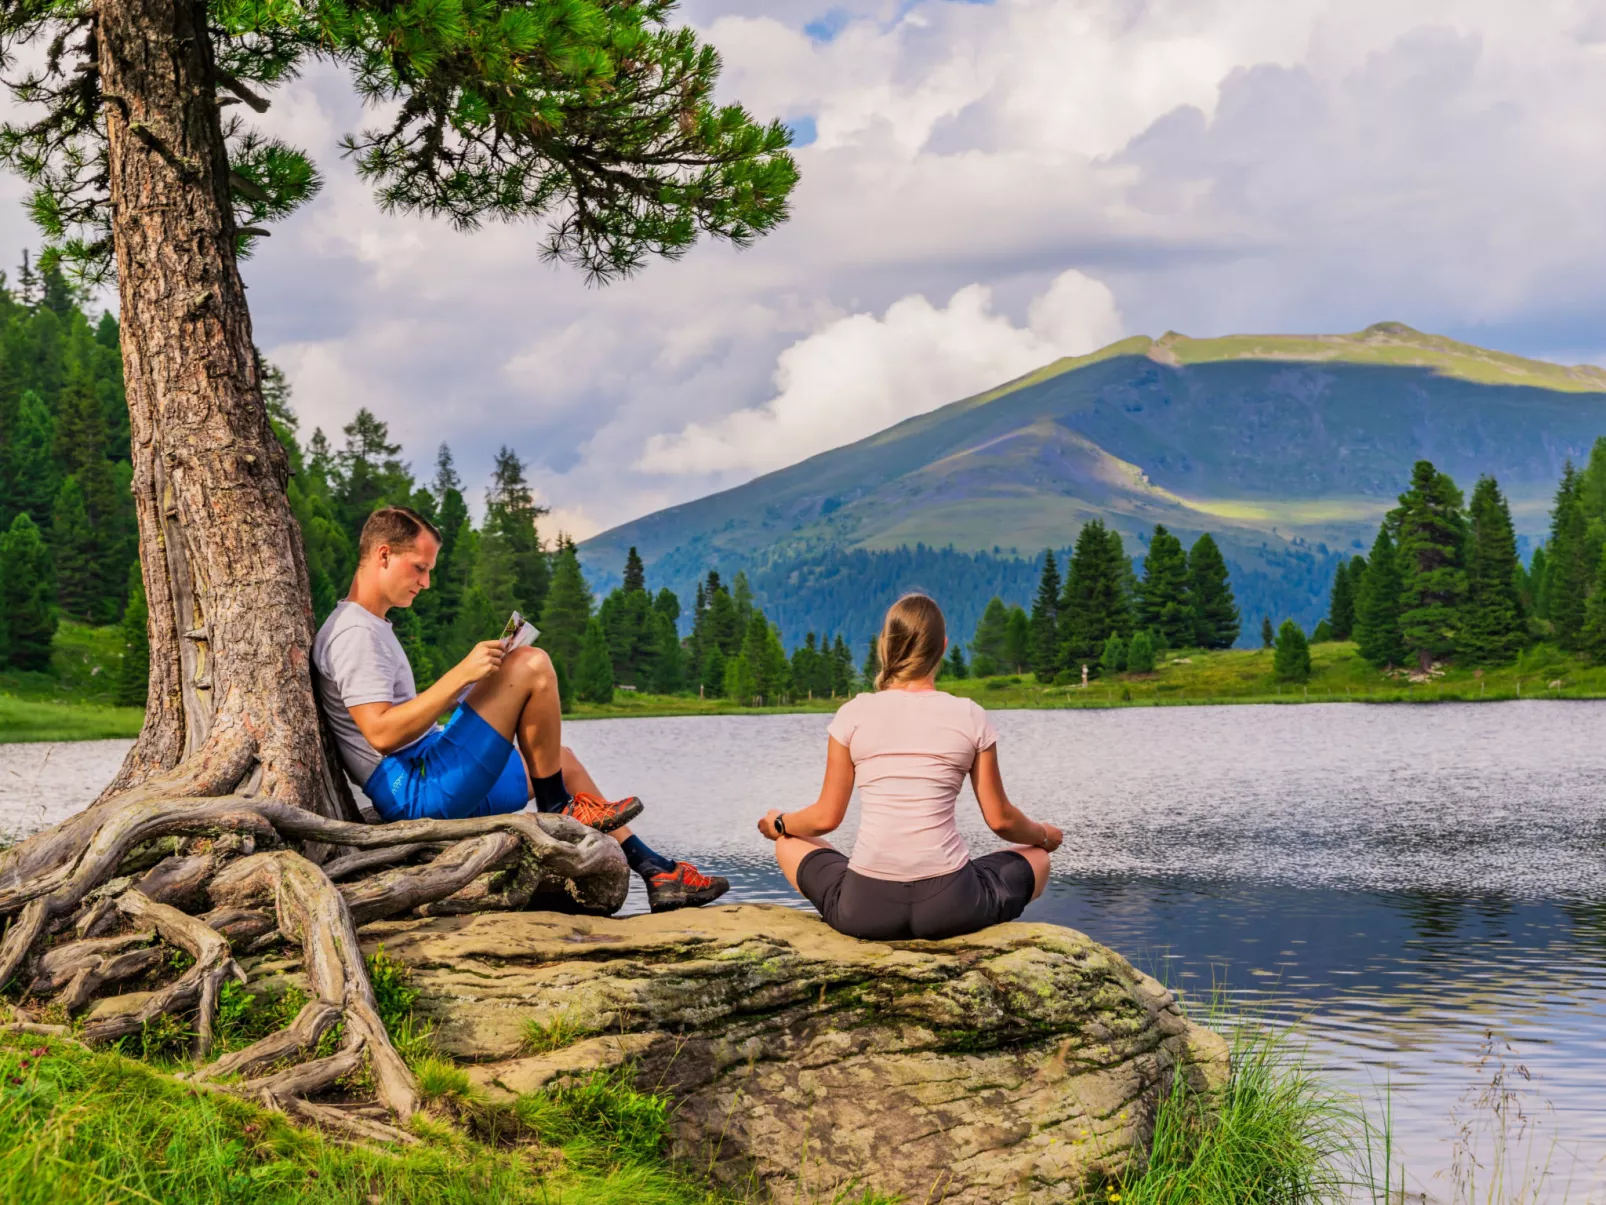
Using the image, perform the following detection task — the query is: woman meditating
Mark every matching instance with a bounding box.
[758,593,1063,940]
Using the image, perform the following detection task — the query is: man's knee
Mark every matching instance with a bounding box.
[506,645,556,691]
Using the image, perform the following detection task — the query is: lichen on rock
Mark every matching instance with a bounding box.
[327,904,1228,1203]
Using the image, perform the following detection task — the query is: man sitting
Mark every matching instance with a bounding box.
[313,505,728,913]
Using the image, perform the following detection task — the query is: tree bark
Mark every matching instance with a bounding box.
[92,0,353,822]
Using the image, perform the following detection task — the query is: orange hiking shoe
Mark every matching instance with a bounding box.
[646,861,730,913]
[560,792,643,833]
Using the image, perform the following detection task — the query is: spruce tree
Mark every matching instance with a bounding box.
[50,475,100,621]
[1462,476,1528,665]
[1186,532,1240,649]
[1273,620,1311,682]
[486,446,550,619]
[1394,460,1468,671]
[830,634,855,696]
[1547,463,1591,650]
[2,511,56,670]
[1004,606,1030,673]
[648,610,686,695]
[5,390,57,531]
[116,563,149,708]
[575,618,614,705]
[1126,630,1156,673]
[539,540,593,675]
[1100,633,1127,674]
[970,596,1010,677]
[1312,619,1333,642]
[723,653,756,705]
[791,633,822,697]
[1328,561,1354,640]
[942,643,969,680]
[1060,520,1131,668]
[863,636,881,687]
[731,571,755,641]
[1137,525,1191,646]
[1028,550,1062,681]
[1260,616,1275,648]
[1354,526,1407,668]
[623,547,646,594]
[1527,545,1550,618]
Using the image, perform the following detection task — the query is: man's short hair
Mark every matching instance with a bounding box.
[358,506,441,563]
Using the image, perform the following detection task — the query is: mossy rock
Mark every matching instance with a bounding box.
[346,904,1226,1204]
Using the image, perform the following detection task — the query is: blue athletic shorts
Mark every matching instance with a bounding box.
[363,704,529,822]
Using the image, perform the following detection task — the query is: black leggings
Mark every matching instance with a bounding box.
[795,848,1036,941]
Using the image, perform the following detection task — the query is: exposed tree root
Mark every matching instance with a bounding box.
[0,786,629,1140]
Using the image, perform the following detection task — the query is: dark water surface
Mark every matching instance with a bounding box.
[566,702,1606,1201]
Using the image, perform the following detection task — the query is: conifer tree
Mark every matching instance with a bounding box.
[648,610,686,694]
[334,409,413,534]
[1186,532,1240,649]
[723,653,756,705]
[1547,463,1592,649]
[1100,633,1127,674]
[575,618,614,705]
[1394,460,1468,671]
[731,571,755,641]
[863,635,881,687]
[116,563,149,708]
[539,540,593,676]
[1060,520,1131,668]
[1273,620,1311,682]
[1,511,56,670]
[1137,525,1192,646]
[1029,550,1062,681]
[1462,475,1527,665]
[487,446,550,619]
[1312,619,1333,642]
[1328,561,1355,640]
[970,596,1010,677]
[689,582,708,669]
[50,475,100,621]
[1355,527,1407,668]
[791,633,822,697]
[1581,546,1606,658]
[1261,616,1275,648]
[4,390,57,529]
[942,643,968,680]
[1126,630,1156,673]
[1528,545,1550,618]
[830,634,854,695]
[1004,606,1030,673]
[623,547,646,594]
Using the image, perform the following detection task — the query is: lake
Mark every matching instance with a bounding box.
[5,700,1606,1201]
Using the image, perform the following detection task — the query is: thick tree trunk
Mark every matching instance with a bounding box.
[91,0,351,821]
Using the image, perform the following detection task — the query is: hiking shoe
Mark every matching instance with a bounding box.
[646,861,730,913]
[560,792,643,833]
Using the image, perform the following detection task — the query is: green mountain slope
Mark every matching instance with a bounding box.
[581,324,1606,645]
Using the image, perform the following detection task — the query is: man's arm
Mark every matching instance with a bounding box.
[349,640,506,755]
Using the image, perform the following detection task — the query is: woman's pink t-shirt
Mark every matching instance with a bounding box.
[826,688,999,882]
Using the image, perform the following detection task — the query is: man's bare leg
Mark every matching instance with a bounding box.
[462,646,562,777]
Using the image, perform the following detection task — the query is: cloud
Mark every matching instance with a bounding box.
[637,268,1123,475]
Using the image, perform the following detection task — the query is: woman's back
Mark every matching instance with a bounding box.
[827,688,997,881]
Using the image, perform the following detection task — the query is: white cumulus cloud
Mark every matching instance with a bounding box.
[636,268,1123,476]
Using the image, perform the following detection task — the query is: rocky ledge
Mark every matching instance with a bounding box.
[322,904,1227,1203]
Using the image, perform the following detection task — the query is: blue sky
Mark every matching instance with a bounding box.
[4,0,1603,539]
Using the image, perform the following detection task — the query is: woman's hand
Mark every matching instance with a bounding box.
[758,809,784,840]
[1037,823,1063,853]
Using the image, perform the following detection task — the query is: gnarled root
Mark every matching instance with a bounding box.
[0,786,630,1139]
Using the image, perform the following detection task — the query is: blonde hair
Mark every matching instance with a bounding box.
[875,594,947,690]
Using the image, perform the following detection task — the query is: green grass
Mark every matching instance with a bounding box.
[0,621,142,743]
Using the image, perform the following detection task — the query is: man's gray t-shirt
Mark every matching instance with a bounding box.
[313,600,426,785]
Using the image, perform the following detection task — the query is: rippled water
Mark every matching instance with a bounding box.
[7,701,1606,1200]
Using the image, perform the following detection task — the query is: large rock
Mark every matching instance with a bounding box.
[356,904,1227,1203]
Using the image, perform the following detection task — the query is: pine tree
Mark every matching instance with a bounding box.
[1273,620,1311,682]
[1524,546,1547,618]
[1,512,56,670]
[970,596,1010,677]
[1004,606,1030,673]
[334,408,413,534]
[941,643,968,680]
[723,653,756,705]
[432,443,462,500]
[576,618,614,705]
[1126,630,1156,673]
[539,540,593,676]
[863,635,881,687]
[731,571,755,641]
[4,390,57,530]
[648,610,686,694]
[486,446,550,619]
[1186,532,1240,649]
[623,547,646,594]
[1060,521,1131,669]
[1462,476,1528,665]
[830,634,854,696]
[1547,463,1591,650]
[1028,550,1062,681]
[791,633,822,697]
[1354,526,1407,669]
[116,563,149,708]
[1328,561,1355,640]
[1312,619,1333,642]
[1260,616,1275,648]
[1100,633,1127,674]
[1136,525,1192,646]
[1394,460,1468,671]
[50,475,100,620]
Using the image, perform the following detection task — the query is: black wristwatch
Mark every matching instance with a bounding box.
[773,813,789,838]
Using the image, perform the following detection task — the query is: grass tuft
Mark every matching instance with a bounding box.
[521,1010,593,1054]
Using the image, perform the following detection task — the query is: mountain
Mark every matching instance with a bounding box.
[580,324,1606,648]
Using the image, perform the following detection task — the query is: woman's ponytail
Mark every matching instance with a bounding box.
[875,594,947,689]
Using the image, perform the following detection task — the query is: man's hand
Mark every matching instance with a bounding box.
[757,809,784,840]
[1038,823,1064,853]
[457,640,507,686]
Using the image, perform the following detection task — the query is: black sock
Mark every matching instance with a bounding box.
[620,835,676,878]
[531,769,572,814]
